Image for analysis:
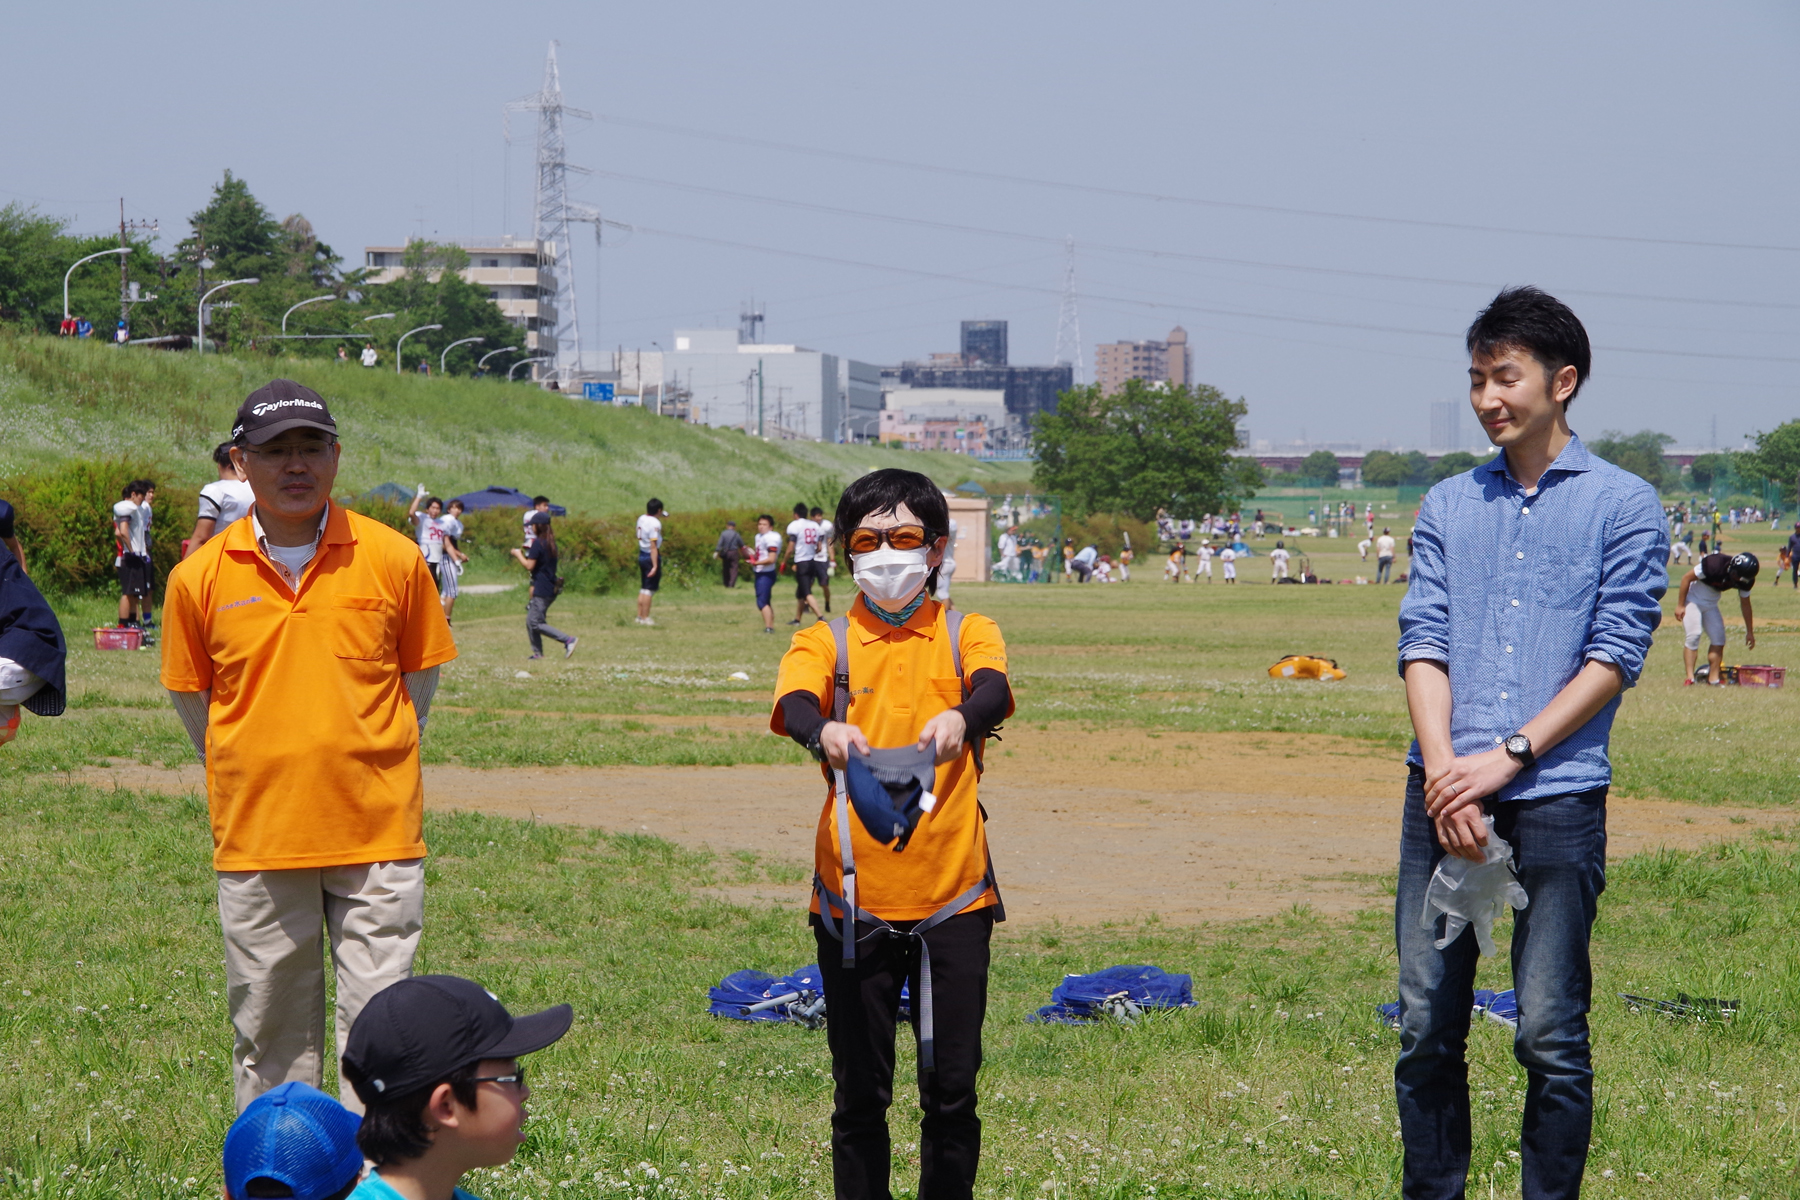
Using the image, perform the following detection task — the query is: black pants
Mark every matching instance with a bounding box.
[812,909,993,1200]
[723,557,740,588]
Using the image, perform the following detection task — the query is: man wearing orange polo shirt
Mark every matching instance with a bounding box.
[160,379,457,1113]
[771,468,1012,1200]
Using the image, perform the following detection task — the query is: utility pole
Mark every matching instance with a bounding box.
[117,198,158,332]
[757,359,765,438]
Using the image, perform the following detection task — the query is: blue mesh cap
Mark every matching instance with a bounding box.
[222,1082,362,1200]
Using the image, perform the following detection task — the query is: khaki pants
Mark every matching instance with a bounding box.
[217,859,424,1113]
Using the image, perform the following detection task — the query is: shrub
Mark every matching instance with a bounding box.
[2,459,197,595]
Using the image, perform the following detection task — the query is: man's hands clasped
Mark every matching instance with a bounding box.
[817,710,967,770]
[1423,747,1522,862]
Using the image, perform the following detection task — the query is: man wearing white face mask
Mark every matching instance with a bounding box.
[770,468,1013,1200]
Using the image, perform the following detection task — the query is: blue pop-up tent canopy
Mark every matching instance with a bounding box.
[448,486,567,516]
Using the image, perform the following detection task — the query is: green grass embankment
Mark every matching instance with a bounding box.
[0,334,1032,514]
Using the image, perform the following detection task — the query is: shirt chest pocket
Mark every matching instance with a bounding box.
[927,676,965,714]
[331,596,392,660]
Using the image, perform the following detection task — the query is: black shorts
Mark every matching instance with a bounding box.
[639,552,660,593]
[427,560,443,587]
[794,559,823,598]
[117,553,151,599]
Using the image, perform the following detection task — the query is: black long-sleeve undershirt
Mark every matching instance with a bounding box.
[779,667,1010,750]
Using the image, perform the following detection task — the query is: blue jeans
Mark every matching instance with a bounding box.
[1394,768,1607,1200]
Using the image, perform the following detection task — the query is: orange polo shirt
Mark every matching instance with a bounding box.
[160,503,457,871]
[772,596,1011,921]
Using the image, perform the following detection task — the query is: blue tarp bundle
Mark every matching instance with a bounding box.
[1028,965,1195,1024]
[1377,988,1516,1030]
[709,965,826,1026]
[448,486,568,516]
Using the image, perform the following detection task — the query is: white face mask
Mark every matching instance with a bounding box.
[853,546,932,611]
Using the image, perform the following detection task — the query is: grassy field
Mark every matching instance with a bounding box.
[2,526,1797,1197]
[0,336,1032,515]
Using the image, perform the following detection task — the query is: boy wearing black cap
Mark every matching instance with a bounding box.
[342,975,573,1200]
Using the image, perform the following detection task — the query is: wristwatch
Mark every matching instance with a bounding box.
[804,726,828,764]
[1503,733,1536,770]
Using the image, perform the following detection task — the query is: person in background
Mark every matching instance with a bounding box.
[1070,542,1098,583]
[1376,527,1398,584]
[812,506,837,613]
[0,497,27,575]
[113,480,151,634]
[1396,287,1666,1200]
[59,315,76,337]
[222,1081,364,1200]
[1358,531,1373,562]
[1165,542,1185,582]
[523,495,550,551]
[406,489,447,588]
[785,502,825,625]
[997,525,1020,579]
[751,514,781,634]
[337,345,349,364]
[636,498,664,626]
[0,538,66,749]
[341,976,572,1200]
[361,343,378,368]
[1786,522,1800,589]
[161,380,458,1113]
[1270,540,1291,583]
[1194,539,1214,582]
[511,512,575,659]
[438,499,468,623]
[139,480,159,630]
[1676,551,1757,686]
[1118,538,1133,582]
[76,316,94,338]
[1219,544,1237,583]
[1061,537,1075,582]
[715,519,745,588]
[935,516,959,609]
[188,442,256,557]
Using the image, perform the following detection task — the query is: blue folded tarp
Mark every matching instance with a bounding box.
[1028,965,1195,1024]
[449,486,568,516]
[709,965,826,1026]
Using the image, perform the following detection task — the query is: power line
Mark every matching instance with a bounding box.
[589,168,1800,312]
[602,217,1800,365]
[593,113,1800,254]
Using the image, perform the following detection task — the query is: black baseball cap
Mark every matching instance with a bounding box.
[341,975,572,1105]
[233,379,338,446]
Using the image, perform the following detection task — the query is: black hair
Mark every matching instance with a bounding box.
[757,513,774,526]
[531,495,550,507]
[646,498,664,516]
[809,507,823,518]
[122,483,140,499]
[213,442,236,469]
[834,468,950,591]
[353,1059,481,1167]
[793,502,809,518]
[1465,285,1591,407]
[534,519,557,555]
[140,479,157,492]
[424,496,441,509]
[242,1174,358,1200]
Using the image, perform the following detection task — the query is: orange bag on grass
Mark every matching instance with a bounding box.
[1268,654,1347,681]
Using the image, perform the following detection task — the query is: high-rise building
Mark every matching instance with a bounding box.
[364,237,557,365]
[960,320,1008,367]
[1093,326,1191,394]
[1430,400,1467,452]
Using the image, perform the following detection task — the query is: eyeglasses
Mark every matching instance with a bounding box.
[242,442,335,463]
[472,1064,527,1091]
[846,525,932,554]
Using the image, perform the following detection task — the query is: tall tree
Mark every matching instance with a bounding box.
[179,171,282,282]
[1032,380,1263,519]
[1298,450,1340,485]
[1360,449,1407,487]
[1740,420,1800,505]
[1429,451,1480,483]
[1588,429,1673,490]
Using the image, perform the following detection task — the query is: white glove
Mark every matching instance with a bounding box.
[1421,816,1529,956]
[416,483,429,498]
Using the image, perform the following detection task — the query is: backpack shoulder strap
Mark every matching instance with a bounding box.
[828,617,851,722]
[943,607,992,775]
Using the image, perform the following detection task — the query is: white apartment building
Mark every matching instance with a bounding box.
[362,237,559,364]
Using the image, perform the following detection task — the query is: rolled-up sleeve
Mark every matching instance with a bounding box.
[1583,479,1669,688]
[1396,490,1450,674]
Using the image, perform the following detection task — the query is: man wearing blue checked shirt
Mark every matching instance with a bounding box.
[1394,287,1668,1200]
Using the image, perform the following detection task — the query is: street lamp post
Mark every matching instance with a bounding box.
[197,278,259,354]
[440,336,485,375]
[509,356,550,382]
[360,313,396,323]
[395,323,443,375]
[476,345,518,371]
[281,295,336,333]
[65,248,132,319]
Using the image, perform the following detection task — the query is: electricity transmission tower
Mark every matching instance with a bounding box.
[505,41,602,382]
[1053,236,1084,385]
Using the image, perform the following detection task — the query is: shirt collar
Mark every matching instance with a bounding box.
[250,502,331,554]
[1484,432,1593,485]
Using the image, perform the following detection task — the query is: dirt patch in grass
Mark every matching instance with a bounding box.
[72,725,1787,925]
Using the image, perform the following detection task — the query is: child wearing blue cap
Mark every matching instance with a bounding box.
[223,1081,363,1200]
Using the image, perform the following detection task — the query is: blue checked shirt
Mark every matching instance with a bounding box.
[1397,435,1668,801]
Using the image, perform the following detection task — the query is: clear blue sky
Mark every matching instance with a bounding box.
[6,0,1797,447]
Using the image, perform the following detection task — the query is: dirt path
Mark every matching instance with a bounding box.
[70,724,1788,924]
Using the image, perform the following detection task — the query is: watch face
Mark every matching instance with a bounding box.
[1506,735,1530,755]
